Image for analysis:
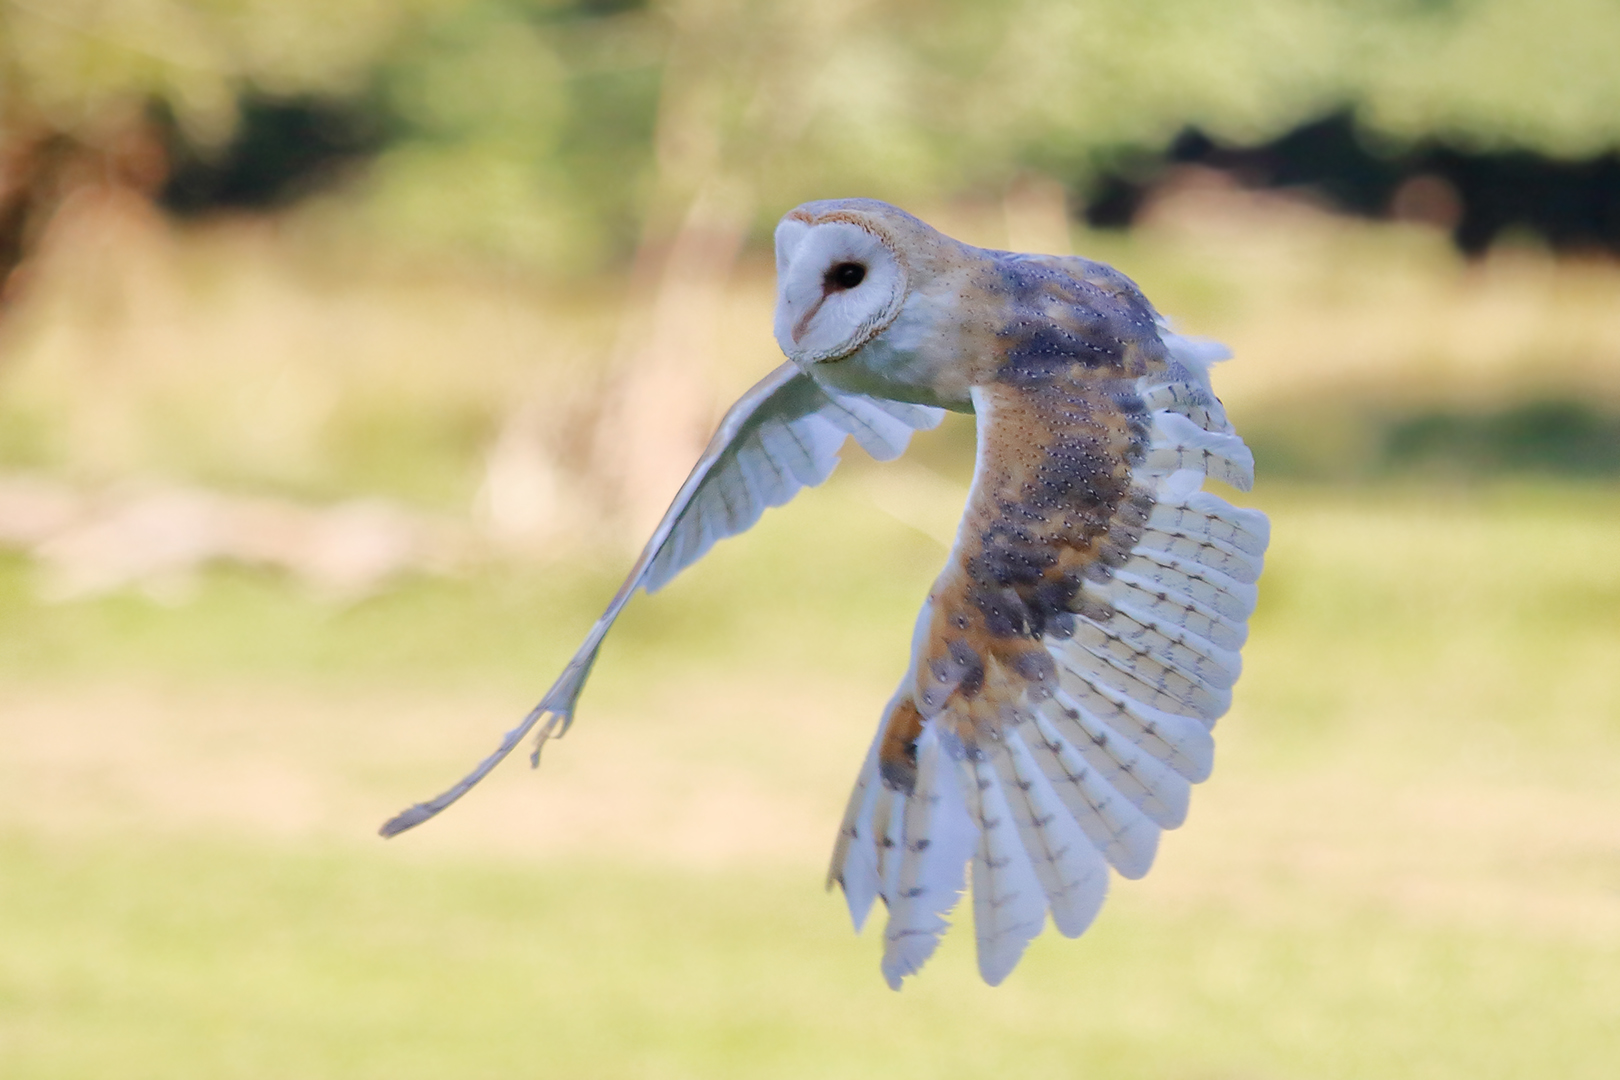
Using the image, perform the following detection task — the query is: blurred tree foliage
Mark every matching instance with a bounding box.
[4,0,1620,279]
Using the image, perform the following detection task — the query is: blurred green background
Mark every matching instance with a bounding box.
[1,2,1618,1077]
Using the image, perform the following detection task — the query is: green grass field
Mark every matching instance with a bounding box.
[2,479,1617,1079]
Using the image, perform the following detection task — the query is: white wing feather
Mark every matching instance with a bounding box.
[1143,331,1235,434]
[878,725,975,989]
[833,348,1270,987]
[381,362,943,837]
[966,753,1050,986]
[993,726,1110,938]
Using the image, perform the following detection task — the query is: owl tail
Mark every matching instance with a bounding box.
[828,713,976,990]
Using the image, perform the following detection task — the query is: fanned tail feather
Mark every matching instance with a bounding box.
[992,727,1110,938]
[831,719,977,989]
[879,726,974,989]
[828,734,885,931]
[873,791,905,928]
[965,755,1050,985]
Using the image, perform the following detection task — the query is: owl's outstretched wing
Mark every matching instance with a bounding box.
[828,333,1268,988]
[380,362,942,837]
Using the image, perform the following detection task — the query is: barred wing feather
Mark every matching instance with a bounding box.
[829,347,1269,987]
[381,362,943,837]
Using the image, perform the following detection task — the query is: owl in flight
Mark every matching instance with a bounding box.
[383,199,1269,989]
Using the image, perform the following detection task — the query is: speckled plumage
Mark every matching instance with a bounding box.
[383,199,1269,990]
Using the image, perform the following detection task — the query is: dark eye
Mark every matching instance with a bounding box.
[825,261,866,290]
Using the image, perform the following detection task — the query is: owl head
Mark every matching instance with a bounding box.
[772,199,946,366]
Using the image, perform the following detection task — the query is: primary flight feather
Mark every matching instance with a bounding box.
[381,198,1270,988]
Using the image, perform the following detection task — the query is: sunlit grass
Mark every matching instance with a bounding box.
[2,833,1616,1080]
[1,482,1617,1077]
[1244,482,1620,773]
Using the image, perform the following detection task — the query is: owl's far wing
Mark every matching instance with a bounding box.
[380,362,943,838]
[639,363,944,593]
[829,348,1269,988]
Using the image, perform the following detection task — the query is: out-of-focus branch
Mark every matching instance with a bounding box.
[0,107,167,320]
[592,179,753,537]
[0,129,68,304]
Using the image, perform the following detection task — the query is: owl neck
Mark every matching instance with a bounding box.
[807,289,979,413]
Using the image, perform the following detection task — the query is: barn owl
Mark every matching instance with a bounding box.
[383,198,1269,989]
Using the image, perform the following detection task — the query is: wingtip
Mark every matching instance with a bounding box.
[378,804,434,838]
